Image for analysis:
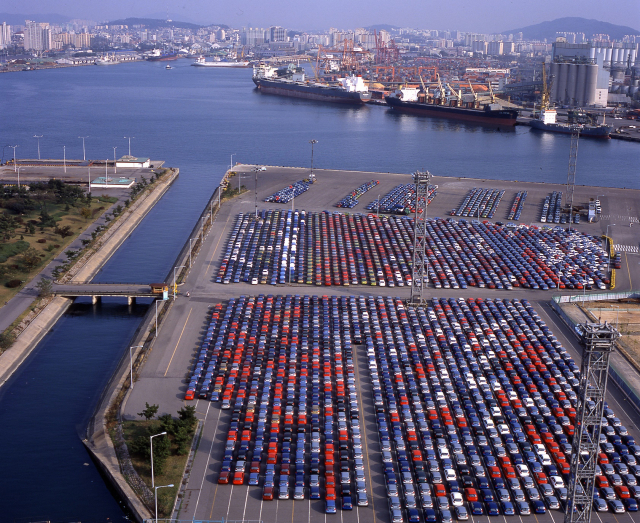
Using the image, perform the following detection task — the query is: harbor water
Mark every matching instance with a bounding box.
[0,60,636,522]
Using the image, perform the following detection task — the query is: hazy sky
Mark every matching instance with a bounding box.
[4,0,640,32]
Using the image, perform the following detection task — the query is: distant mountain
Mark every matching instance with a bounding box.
[106,17,203,30]
[504,17,639,41]
[0,12,71,25]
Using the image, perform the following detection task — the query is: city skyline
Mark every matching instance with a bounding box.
[2,0,639,33]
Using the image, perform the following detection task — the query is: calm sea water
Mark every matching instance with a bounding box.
[0,60,636,521]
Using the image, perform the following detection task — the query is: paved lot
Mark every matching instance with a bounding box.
[123,166,640,523]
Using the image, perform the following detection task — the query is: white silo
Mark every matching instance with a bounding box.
[576,64,587,106]
[567,63,578,105]
[550,62,560,102]
[585,64,598,105]
[556,63,569,103]
[605,47,612,66]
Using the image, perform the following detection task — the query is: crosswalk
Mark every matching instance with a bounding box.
[615,244,639,253]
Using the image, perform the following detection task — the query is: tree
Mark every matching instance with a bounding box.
[79,207,91,219]
[36,277,53,297]
[20,247,42,270]
[138,402,159,421]
[177,405,197,430]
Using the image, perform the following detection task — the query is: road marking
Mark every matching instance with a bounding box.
[276,499,280,523]
[547,506,556,523]
[353,344,376,523]
[291,497,295,523]
[308,499,311,523]
[226,484,234,520]
[258,497,264,522]
[164,307,192,376]
[595,511,603,523]
[207,212,232,276]
[242,484,250,521]
[189,402,212,515]
[626,252,633,290]
[205,406,224,519]
[616,244,639,253]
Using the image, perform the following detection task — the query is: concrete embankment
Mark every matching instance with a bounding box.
[0,168,179,389]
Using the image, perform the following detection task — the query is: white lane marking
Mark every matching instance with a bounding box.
[258,497,264,522]
[308,498,311,523]
[226,484,234,520]
[276,499,279,523]
[547,507,557,523]
[594,511,604,523]
[242,484,250,521]
[190,402,216,517]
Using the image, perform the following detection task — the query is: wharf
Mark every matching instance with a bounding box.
[116,165,640,523]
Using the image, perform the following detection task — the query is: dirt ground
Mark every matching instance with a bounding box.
[584,299,640,366]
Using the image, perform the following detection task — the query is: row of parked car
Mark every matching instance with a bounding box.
[365,183,438,215]
[360,295,638,521]
[216,210,610,291]
[264,180,312,204]
[335,180,380,209]
[451,188,505,219]
[540,192,563,224]
[507,192,527,221]
[207,294,372,512]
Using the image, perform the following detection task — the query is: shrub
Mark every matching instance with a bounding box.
[5,279,21,288]
[37,239,47,244]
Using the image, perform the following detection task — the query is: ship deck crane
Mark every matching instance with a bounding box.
[419,75,429,98]
[446,83,463,106]
[468,80,478,108]
[436,73,447,105]
[487,80,496,104]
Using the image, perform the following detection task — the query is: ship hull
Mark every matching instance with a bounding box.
[254,78,371,105]
[529,120,612,138]
[147,54,178,62]
[384,96,518,126]
[193,61,250,67]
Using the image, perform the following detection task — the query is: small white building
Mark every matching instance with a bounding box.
[115,155,151,168]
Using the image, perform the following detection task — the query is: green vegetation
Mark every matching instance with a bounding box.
[123,405,198,516]
[0,240,29,263]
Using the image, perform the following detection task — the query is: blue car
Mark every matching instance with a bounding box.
[470,502,484,515]
[626,499,638,512]
[486,502,500,515]
[533,500,546,514]
[326,500,337,514]
[502,502,515,515]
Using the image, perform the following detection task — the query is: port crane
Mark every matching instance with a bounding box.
[468,80,478,108]
[446,83,463,106]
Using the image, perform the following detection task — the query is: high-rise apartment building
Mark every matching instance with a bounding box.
[23,20,52,51]
[0,22,11,49]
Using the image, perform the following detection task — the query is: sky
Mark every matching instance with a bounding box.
[3,0,640,32]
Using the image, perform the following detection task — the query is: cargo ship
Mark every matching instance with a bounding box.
[146,49,178,62]
[384,86,518,126]
[192,56,250,67]
[529,108,612,139]
[252,63,371,105]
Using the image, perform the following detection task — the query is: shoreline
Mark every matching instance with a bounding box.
[0,167,179,389]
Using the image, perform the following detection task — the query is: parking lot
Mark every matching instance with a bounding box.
[123,166,640,523]
[217,211,611,291]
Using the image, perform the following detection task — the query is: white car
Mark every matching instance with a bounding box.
[516,464,530,477]
[444,469,456,481]
[550,476,565,489]
[451,492,464,507]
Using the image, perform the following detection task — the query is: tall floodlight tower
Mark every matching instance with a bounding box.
[410,170,431,305]
[565,322,619,523]
[566,129,580,226]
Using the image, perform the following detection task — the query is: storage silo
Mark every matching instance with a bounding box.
[612,48,620,66]
[576,64,587,106]
[556,63,569,104]
[567,63,578,105]
[549,62,560,102]
[585,64,598,105]
[605,47,612,66]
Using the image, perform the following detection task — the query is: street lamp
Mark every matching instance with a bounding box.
[253,166,261,218]
[189,238,197,268]
[173,265,186,299]
[17,166,20,189]
[63,145,66,173]
[34,135,42,160]
[150,432,168,489]
[112,147,117,174]
[612,305,620,329]
[154,483,174,523]
[10,145,18,173]
[309,139,318,182]
[79,136,88,161]
[129,345,143,389]
[230,153,236,172]
[124,136,134,156]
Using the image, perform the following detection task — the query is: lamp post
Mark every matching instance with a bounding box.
[309,139,318,182]
[150,432,168,488]
[612,305,620,329]
[88,166,91,194]
[154,483,174,522]
[124,136,134,156]
[79,136,88,161]
[606,223,615,280]
[17,166,20,189]
[63,145,66,173]
[230,153,236,172]
[34,135,42,160]
[129,345,143,389]
[10,145,18,172]
[173,265,185,299]
[112,147,117,174]
[376,195,380,217]
[253,166,260,218]
[189,238,196,268]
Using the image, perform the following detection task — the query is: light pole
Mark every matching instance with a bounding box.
[124,136,134,156]
[173,265,185,299]
[189,238,196,268]
[34,135,42,160]
[112,147,117,174]
[154,483,174,522]
[253,166,260,218]
[17,166,20,189]
[88,166,91,194]
[376,195,380,217]
[10,145,18,172]
[230,153,236,172]
[63,145,67,173]
[309,139,318,182]
[612,305,620,329]
[79,136,88,161]
[129,345,143,389]
[150,432,168,488]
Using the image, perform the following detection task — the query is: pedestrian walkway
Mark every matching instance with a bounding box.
[616,244,639,253]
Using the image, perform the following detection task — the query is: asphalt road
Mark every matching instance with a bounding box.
[122,165,640,523]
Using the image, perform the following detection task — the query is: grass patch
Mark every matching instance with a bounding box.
[122,415,196,517]
[0,240,29,263]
